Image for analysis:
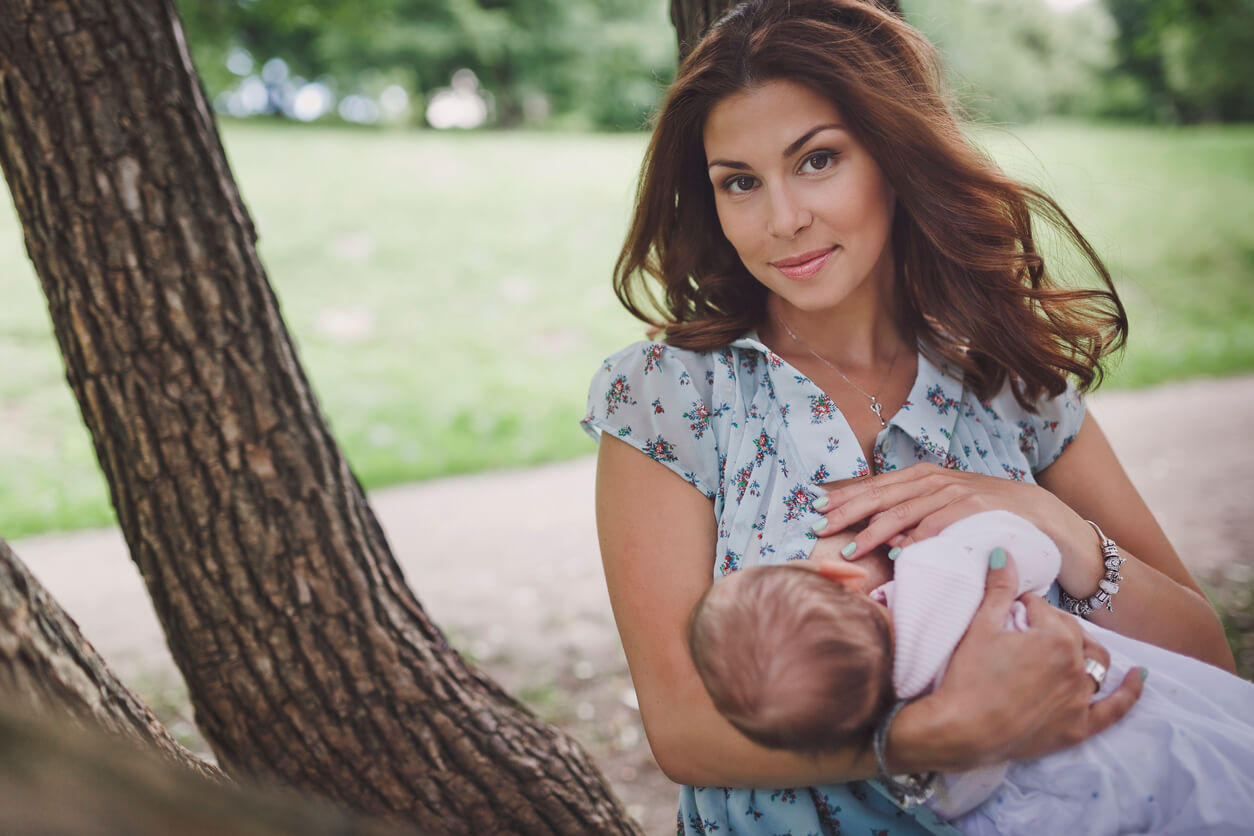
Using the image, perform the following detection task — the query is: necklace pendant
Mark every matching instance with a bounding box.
[870,398,886,428]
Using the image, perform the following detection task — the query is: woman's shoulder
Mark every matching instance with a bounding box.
[973,374,1087,474]
[582,339,735,499]
[595,339,720,377]
[978,374,1084,423]
[589,336,770,394]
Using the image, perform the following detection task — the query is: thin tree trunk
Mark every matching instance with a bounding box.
[0,1,636,833]
[671,0,736,61]
[0,537,219,780]
[671,0,902,62]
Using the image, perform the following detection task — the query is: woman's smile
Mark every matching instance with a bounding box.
[770,246,838,280]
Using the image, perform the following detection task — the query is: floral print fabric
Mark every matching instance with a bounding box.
[581,333,1085,835]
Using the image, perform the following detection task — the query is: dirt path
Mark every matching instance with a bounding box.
[18,373,1254,834]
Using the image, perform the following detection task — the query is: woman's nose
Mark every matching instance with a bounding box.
[765,186,812,239]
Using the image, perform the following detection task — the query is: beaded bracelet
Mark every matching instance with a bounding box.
[872,699,938,807]
[1058,520,1125,617]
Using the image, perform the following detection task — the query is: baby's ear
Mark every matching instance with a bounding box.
[809,559,868,590]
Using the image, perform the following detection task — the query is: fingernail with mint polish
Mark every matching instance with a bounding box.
[811,495,830,511]
[989,547,1007,569]
[888,546,902,561]
[811,517,829,534]
[841,541,857,559]
[1140,668,1150,683]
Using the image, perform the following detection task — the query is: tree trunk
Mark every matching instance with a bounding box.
[0,701,418,836]
[671,0,902,62]
[670,0,736,62]
[0,537,219,780]
[0,2,636,833]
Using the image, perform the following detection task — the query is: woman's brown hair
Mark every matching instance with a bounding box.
[614,0,1127,406]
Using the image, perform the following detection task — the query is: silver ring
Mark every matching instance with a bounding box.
[1084,658,1108,690]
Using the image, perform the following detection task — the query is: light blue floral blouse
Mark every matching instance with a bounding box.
[582,333,1084,836]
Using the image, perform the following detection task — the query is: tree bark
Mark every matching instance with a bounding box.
[671,0,902,62]
[0,2,636,833]
[670,0,737,62]
[0,536,219,780]
[0,701,419,836]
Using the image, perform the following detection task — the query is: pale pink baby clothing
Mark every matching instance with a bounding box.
[870,510,1254,834]
[870,509,1061,818]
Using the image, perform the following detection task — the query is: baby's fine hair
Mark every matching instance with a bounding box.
[688,564,894,754]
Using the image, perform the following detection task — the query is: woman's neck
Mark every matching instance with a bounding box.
[761,288,907,373]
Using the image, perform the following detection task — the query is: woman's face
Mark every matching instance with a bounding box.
[703,80,897,317]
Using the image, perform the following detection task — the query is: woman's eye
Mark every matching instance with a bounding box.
[724,175,757,194]
[800,151,836,173]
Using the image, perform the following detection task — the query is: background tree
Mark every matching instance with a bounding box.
[1102,0,1254,122]
[0,0,638,832]
[0,537,217,779]
[8,0,1245,830]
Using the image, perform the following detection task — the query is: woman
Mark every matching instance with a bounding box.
[582,0,1236,832]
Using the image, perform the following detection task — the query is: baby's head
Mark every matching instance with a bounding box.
[688,562,893,754]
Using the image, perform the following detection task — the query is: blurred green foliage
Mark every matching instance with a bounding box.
[177,0,1254,130]
[906,0,1254,124]
[176,0,676,129]
[904,0,1118,123]
[1103,0,1254,122]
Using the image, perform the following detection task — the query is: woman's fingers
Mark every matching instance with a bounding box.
[838,487,976,559]
[968,549,1021,634]
[1022,594,1090,651]
[1079,633,1112,689]
[932,554,1146,767]
[811,465,947,534]
[813,465,1003,557]
[821,462,947,505]
[1086,668,1145,733]
[808,529,862,563]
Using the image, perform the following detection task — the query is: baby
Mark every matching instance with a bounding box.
[688,510,1254,834]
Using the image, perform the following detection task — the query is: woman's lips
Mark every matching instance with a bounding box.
[771,247,836,279]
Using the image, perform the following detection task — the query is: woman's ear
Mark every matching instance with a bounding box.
[810,559,868,590]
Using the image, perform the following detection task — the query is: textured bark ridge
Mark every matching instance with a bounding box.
[0,2,636,833]
[0,537,219,780]
[0,701,420,836]
[670,0,902,61]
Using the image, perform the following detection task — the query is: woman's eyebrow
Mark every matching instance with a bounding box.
[784,123,844,156]
[707,123,845,171]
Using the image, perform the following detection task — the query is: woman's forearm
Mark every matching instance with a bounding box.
[641,677,881,787]
[1085,549,1236,672]
[1037,417,1234,671]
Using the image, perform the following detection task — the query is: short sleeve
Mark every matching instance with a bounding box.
[581,341,721,499]
[1027,379,1086,473]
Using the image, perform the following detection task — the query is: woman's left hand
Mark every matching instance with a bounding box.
[811,463,1103,594]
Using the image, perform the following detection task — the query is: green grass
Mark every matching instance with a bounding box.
[2,121,1252,537]
[977,122,1254,386]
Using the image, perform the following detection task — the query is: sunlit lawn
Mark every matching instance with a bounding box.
[2,121,1252,537]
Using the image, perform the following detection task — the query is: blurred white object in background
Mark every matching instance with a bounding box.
[426,69,489,130]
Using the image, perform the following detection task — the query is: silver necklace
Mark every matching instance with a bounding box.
[775,314,903,428]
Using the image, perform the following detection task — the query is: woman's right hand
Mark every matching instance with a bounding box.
[888,553,1146,773]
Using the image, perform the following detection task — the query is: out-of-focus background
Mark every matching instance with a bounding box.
[2,0,1252,539]
[2,0,1252,829]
